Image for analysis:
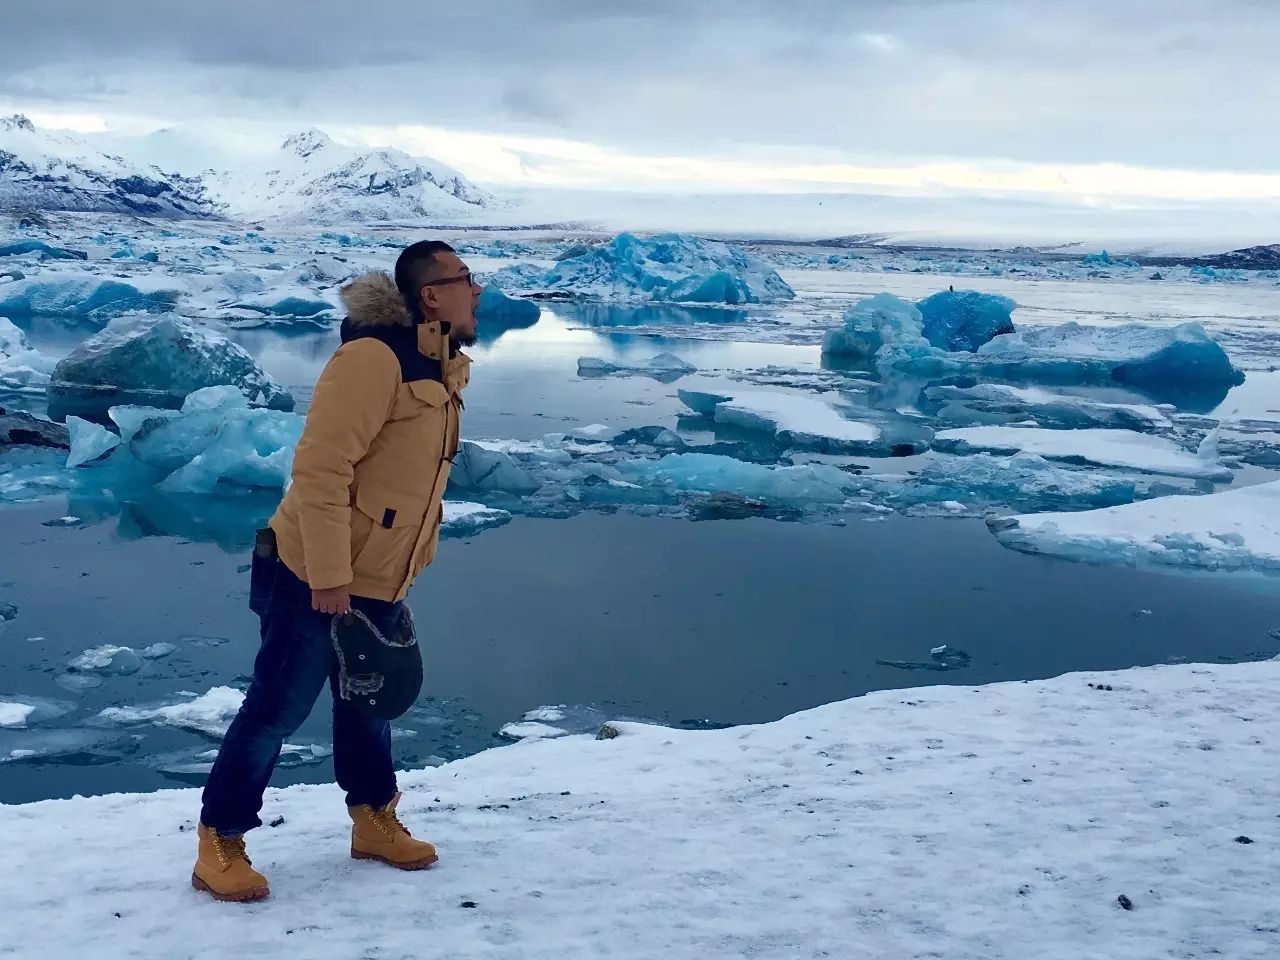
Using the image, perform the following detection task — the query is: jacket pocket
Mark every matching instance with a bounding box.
[351,486,427,589]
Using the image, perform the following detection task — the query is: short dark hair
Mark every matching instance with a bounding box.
[395,240,456,319]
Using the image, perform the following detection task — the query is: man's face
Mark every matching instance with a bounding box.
[419,251,480,346]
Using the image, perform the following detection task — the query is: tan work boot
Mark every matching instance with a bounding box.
[192,824,270,902]
[349,792,438,870]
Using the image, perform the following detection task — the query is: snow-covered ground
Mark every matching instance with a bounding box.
[3,659,1277,959]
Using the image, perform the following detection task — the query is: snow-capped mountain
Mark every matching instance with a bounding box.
[0,115,214,218]
[205,129,495,223]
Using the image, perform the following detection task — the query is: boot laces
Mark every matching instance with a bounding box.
[373,808,410,839]
[214,834,252,868]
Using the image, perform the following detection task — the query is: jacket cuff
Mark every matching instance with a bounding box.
[305,563,353,591]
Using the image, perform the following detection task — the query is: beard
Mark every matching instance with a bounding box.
[451,330,478,348]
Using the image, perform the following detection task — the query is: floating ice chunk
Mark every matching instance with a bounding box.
[877,321,1243,388]
[0,702,35,728]
[0,317,57,394]
[935,426,1232,481]
[142,642,177,659]
[0,240,86,261]
[676,388,733,417]
[499,721,568,740]
[916,290,1016,352]
[822,293,926,357]
[907,452,1142,510]
[49,315,294,419]
[927,384,1172,431]
[107,404,178,443]
[65,416,121,468]
[577,352,697,380]
[0,728,138,765]
[877,645,972,672]
[158,404,303,493]
[450,441,542,494]
[705,390,882,453]
[570,424,617,442]
[0,272,183,322]
[622,453,856,504]
[0,695,74,728]
[1197,427,1221,461]
[990,480,1280,572]
[96,686,245,737]
[441,501,513,536]
[974,322,1244,387]
[523,706,567,722]
[476,286,540,326]
[1081,250,1140,268]
[69,644,143,676]
[489,233,794,304]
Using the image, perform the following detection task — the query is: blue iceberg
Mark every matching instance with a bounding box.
[0,318,57,394]
[475,287,541,341]
[926,383,1172,431]
[0,240,86,261]
[916,290,1016,352]
[48,315,294,420]
[488,233,795,305]
[905,452,1142,510]
[1081,250,1140,268]
[578,352,696,381]
[974,322,1244,388]
[822,293,926,358]
[0,274,183,324]
[620,453,856,504]
[65,416,121,468]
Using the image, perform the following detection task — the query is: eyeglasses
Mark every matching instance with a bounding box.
[422,271,476,289]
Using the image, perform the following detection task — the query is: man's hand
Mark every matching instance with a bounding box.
[312,586,352,614]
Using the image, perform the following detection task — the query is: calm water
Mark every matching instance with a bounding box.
[2,502,1277,803]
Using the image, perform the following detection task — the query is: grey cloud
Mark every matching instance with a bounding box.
[0,0,1276,171]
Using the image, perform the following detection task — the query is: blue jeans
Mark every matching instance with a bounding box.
[200,552,400,835]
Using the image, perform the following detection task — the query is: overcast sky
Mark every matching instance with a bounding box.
[1,0,1276,202]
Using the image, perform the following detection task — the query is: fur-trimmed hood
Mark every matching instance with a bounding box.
[340,271,412,328]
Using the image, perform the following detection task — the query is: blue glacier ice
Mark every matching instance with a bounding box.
[620,453,856,504]
[0,240,86,261]
[925,383,1172,431]
[578,352,696,381]
[868,315,1243,388]
[0,317,57,394]
[65,416,121,468]
[916,290,1016,352]
[974,322,1244,387]
[0,274,183,323]
[110,248,134,259]
[449,442,542,495]
[821,293,928,358]
[1081,250,1139,268]
[903,452,1142,510]
[676,389,734,417]
[48,315,294,419]
[475,287,540,339]
[319,232,373,248]
[488,233,795,305]
[117,386,303,492]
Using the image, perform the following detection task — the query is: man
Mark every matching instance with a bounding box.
[192,240,479,902]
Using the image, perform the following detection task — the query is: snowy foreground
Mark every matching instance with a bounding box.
[4,660,1278,959]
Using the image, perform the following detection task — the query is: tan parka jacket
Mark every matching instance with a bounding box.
[270,272,470,602]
